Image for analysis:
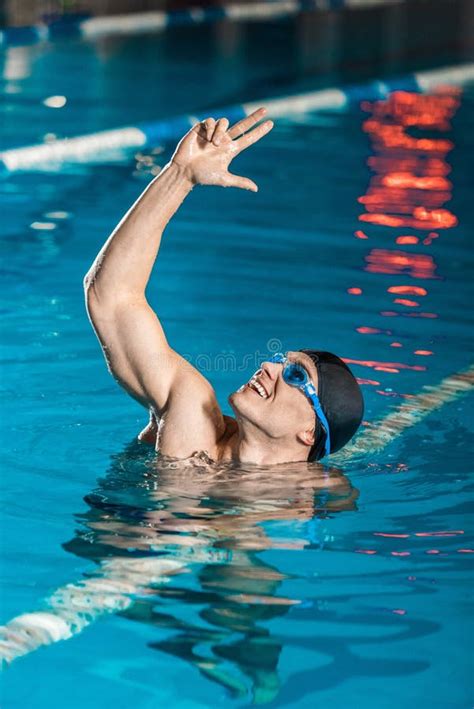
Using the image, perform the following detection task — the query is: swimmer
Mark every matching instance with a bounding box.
[84,108,363,464]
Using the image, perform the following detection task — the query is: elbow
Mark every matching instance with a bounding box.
[83,270,93,293]
[83,271,102,318]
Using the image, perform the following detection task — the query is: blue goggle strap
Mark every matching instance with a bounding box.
[304,383,331,458]
[268,354,331,458]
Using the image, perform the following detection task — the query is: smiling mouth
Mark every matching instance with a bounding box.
[247,375,270,399]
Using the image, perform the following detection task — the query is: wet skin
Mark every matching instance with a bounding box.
[85,110,324,465]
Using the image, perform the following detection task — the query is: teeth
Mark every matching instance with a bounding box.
[248,377,268,399]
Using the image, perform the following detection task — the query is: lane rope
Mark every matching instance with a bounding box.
[1,0,410,47]
[1,62,473,172]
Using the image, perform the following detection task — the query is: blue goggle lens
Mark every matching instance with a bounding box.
[283,363,307,385]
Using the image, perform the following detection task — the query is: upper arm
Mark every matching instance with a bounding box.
[86,294,210,416]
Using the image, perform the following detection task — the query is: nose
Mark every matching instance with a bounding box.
[261,361,281,381]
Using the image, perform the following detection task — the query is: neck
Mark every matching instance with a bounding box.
[217,418,307,466]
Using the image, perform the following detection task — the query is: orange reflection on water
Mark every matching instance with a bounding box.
[343,357,426,372]
[393,298,419,307]
[388,285,427,295]
[356,326,391,334]
[367,155,451,177]
[365,249,438,278]
[360,210,456,229]
[396,235,419,245]
[423,231,440,245]
[359,90,460,231]
[405,312,438,319]
[375,533,409,538]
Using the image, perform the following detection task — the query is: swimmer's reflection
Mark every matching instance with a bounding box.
[63,441,358,704]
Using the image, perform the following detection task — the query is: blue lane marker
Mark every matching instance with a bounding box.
[140,105,247,147]
[47,12,90,40]
[384,74,420,93]
[1,25,43,46]
[346,81,385,103]
[196,104,248,124]
[139,116,195,145]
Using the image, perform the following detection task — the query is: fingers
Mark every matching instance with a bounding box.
[223,171,258,192]
[234,119,273,154]
[212,117,229,146]
[228,107,267,140]
[204,117,215,141]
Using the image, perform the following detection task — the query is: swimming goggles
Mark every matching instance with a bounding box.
[266,352,331,458]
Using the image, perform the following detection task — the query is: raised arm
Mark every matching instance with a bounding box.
[84,109,273,419]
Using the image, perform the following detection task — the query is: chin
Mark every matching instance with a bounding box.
[228,385,256,419]
[228,387,244,414]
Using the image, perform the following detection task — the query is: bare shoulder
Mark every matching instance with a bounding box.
[148,364,226,458]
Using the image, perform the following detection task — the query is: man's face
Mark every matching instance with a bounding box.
[229,351,319,442]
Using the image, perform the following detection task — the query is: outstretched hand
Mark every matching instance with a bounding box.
[171,107,273,192]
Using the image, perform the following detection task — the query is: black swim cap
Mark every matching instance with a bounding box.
[300,350,364,461]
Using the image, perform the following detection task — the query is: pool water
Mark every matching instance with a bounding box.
[1,21,473,709]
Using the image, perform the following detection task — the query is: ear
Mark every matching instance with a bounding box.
[297,427,315,448]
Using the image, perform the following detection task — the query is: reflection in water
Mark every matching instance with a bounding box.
[364,249,439,279]
[353,86,462,395]
[61,442,358,703]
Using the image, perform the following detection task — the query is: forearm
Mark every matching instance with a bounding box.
[85,161,193,303]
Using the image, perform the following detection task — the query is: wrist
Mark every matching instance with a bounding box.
[168,159,196,188]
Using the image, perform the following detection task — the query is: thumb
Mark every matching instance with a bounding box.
[223,171,258,192]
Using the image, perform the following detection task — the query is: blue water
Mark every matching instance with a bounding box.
[1,24,473,709]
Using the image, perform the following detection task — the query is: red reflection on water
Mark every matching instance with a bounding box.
[354,89,461,366]
[355,549,377,555]
[359,89,460,237]
[375,529,464,539]
[357,326,387,334]
[367,155,451,177]
[343,358,426,372]
[415,530,464,537]
[357,378,381,386]
[365,249,438,278]
[393,298,420,307]
[347,287,363,295]
[391,551,411,556]
[405,312,438,318]
[382,173,451,190]
[388,285,427,296]
[360,211,456,229]
[392,609,407,615]
[396,235,419,245]
[423,231,440,245]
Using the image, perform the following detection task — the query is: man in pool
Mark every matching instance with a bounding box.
[84,108,363,464]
